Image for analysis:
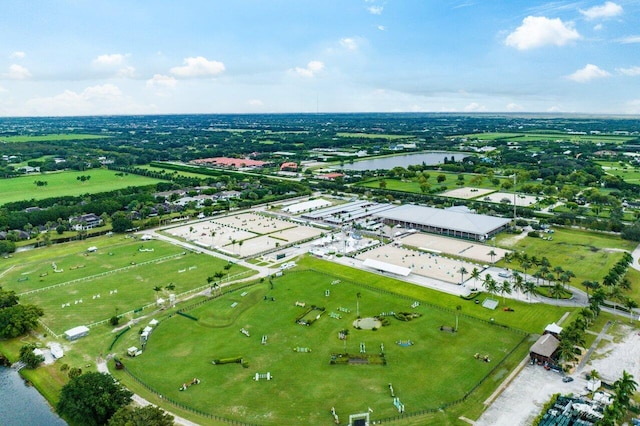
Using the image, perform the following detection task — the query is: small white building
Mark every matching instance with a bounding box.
[64,325,89,341]
[49,343,64,359]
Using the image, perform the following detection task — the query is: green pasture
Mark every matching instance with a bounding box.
[0,168,166,205]
[596,161,640,184]
[336,132,414,140]
[140,164,213,179]
[1,236,251,334]
[496,228,636,285]
[452,132,634,144]
[116,268,525,425]
[357,174,510,194]
[0,134,108,143]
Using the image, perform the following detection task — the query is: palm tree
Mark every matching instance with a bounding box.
[524,281,536,303]
[582,280,600,301]
[614,370,638,408]
[521,261,532,280]
[553,266,564,281]
[550,282,565,300]
[624,298,638,323]
[153,285,162,301]
[512,272,524,297]
[499,280,512,304]
[455,305,461,332]
[484,274,498,300]
[165,282,176,292]
[458,266,468,285]
[557,338,579,369]
[590,288,606,316]
[238,240,243,256]
[470,267,481,291]
[487,250,497,265]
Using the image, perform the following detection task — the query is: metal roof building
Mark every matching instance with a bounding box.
[374,204,511,241]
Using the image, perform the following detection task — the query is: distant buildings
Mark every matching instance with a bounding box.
[69,213,103,231]
[191,157,269,169]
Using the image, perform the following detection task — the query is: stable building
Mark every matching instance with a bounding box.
[374,204,511,241]
[529,334,560,365]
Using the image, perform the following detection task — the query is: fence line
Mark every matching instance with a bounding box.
[18,252,187,296]
[38,320,59,339]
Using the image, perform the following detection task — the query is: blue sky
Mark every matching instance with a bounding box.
[1,0,639,116]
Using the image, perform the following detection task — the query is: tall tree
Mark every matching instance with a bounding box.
[57,372,133,426]
[108,405,174,426]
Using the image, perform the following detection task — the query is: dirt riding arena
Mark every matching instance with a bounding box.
[356,244,480,284]
[479,192,538,207]
[399,233,509,264]
[169,213,323,257]
[440,187,495,199]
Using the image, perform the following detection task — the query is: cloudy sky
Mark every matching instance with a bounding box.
[1,0,640,116]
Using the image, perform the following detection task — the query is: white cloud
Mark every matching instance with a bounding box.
[505,16,580,50]
[146,74,177,89]
[567,64,611,82]
[4,64,31,79]
[92,53,125,66]
[0,85,6,93]
[23,84,144,116]
[377,25,386,31]
[170,56,225,78]
[617,66,640,76]
[116,66,135,78]
[340,38,359,51]
[506,103,524,111]
[367,6,383,15]
[464,102,486,112]
[618,35,640,44]
[10,51,25,59]
[593,24,603,31]
[292,60,324,78]
[248,99,263,106]
[580,2,623,20]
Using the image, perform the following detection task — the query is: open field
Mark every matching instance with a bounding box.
[1,235,251,335]
[141,164,215,179]
[115,268,526,425]
[452,132,635,143]
[357,175,511,193]
[400,233,509,264]
[0,169,165,205]
[596,161,640,184]
[336,132,413,140]
[0,134,108,143]
[496,227,636,285]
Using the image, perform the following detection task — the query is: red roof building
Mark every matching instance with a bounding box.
[318,172,345,180]
[280,162,298,171]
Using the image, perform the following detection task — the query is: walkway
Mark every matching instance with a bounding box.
[575,320,613,373]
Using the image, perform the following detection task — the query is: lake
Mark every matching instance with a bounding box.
[0,366,67,426]
[338,151,466,171]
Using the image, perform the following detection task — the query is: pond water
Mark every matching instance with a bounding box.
[0,366,67,426]
[339,151,466,171]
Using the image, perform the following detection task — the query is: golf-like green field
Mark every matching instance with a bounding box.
[0,169,166,205]
[497,228,637,285]
[0,134,108,143]
[117,269,525,425]
[1,236,252,334]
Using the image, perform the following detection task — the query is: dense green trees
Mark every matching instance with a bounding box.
[108,406,174,426]
[19,343,44,369]
[0,288,44,338]
[57,372,133,426]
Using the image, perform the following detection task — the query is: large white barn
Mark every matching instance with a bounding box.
[375,204,511,241]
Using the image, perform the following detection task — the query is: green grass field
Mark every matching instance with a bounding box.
[0,134,108,143]
[0,169,166,205]
[596,161,640,184]
[1,236,252,334]
[337,132,414,140]
[140,164,214,179]
[451,132,634,144]
[497,228,637,286]
[357,174,510,193]
[117,268,526,425]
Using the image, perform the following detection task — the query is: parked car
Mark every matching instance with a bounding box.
[563,376,574,383]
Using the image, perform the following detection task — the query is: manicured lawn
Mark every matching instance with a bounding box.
[357,174,509,193]
[116,267,526,425]
[496,228,636,285]
[452,132,634,144]
[0,168,166,205]
[596,160,640,184]
[0,134,108,143]
[140,164,214,179]
[1,235,252,335]
[337,132,413,140]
